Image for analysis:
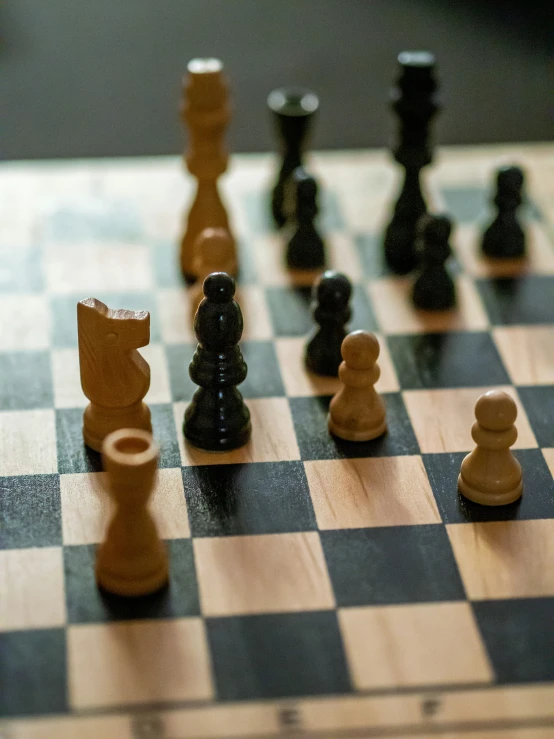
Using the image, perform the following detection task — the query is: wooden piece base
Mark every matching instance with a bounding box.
[328,414,387,442]
[83,401,152,453]
[458,471,523,506]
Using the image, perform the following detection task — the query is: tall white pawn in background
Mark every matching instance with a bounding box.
[328,330,387,442]
[458,389,523,506]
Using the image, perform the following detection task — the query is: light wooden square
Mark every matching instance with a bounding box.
[141,343,172,404]
[455,222,554,277]
[173,397,300,466]
[367,276,488,335]
[447,519,554,600]
[194,532,335,616]
[236,285,273,340]
[542,448,554,477]
[252,233,322,287]
[157,287,195,345]
[403,386,537,453]
[51,348,87,408]
[305,456,441,530]
[0,410,57,476]
[339,602,493,689]
[44,244,152,293]
[493,327,554,385]
[275,334,399,397]
[0,295,51,350]
[0,547,66,631]
[68,618,213,709]
[60,467,189,545]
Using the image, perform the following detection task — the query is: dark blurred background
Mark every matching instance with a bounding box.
[1,0,552,161]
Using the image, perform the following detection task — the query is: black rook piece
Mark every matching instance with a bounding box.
[286,167,326,269]
[383,52,440,275]
[412,214,456,311]
[482,165,526,259]
[305,271,352,376]
[268,87,319,228]
[184,272,251,451]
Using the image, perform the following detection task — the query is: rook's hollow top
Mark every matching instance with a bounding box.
[475,390,517,431]
[267,87,319,117]
[102,428,159,467]
[398,51,435,69]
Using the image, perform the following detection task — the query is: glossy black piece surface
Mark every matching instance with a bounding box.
[286,167,325,269]
[184,272,251,451]
[412,213,456,310]
[482,165,526,259]
[268,87,319,227]
[305,271,351,376]
[383,52,440,274]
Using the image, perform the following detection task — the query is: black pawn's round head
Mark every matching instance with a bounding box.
[497,165,524,195]
[196,272,243,349]
[203,272,235,302]
[422,213,452,244]
[313,270,352,309]
[294,167,317,201]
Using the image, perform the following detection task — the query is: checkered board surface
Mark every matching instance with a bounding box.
[1,144,554,739]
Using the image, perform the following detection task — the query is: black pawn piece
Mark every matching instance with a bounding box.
[305,271,352,376]
[482,165,526,259]
[383,52,440,274]
[268,87,319,228]
[412,214,456,311]
[286,168,326,270]
[184,272,251,451]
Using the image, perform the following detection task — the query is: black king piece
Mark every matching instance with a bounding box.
[268,87,319,228]
[383,52,440,275]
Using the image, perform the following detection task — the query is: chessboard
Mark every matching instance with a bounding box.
[1,143,554,739]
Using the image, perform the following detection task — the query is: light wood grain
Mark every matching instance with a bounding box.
[0,294,51,350]
[493,326,554,385]
[542,448,554,477]
[0,547,66,631]
[68,618,213,708]
[368,275,489,335]
[174,397,301,466]
[447,519,554,599]
[0,409,57,476]
[403,386,537,454]
[305,456,440,529]
[339,602,493,689]
[194,532,335,616]
[60,467,190,545]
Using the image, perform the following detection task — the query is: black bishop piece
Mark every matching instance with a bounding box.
[383,51,440,274]
[482,165,526,260]
[268,87,319,228]
[412,214,456,311]
[184,272,251,451]
[305,271,352,376]
[286,167,326,269]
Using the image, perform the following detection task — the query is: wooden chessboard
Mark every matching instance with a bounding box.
[1,143,554,739]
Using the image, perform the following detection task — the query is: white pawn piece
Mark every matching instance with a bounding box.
[458,390,523,506]
[328,330,387,441]
[189,227,237,318]
[96,428,169,597]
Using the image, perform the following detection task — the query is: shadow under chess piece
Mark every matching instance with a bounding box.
[78,298,152,453]
[96,428,169,597]
[268,87,319,228]
[184,272,251,451]
[286,167,326,270]
[179,58,235,282]
[383,51,440,275]
[412,213,456,311]
[328,330,387,441]
[482,165,526,260]
[305,271,352,376]
[190,228,237,318]
[458,390,523,506]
